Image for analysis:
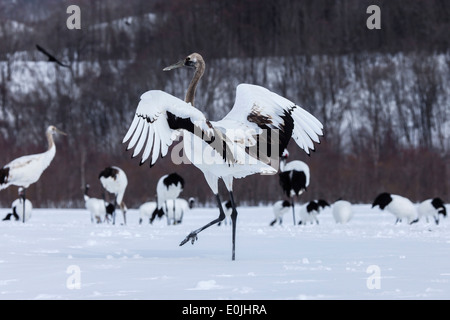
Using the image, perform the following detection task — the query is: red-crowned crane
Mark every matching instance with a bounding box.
[84,184,115,223]
[123,53,323,260]
[2,187,32,222]
[150,173,185,225]
[333,200,354,224]
[372,193,419,225]
[417,197,447,225]
[270,200,292,226]
[165,197,195,225]
[278,149,310,225]
[0,125,66,222]
[98,166,128,225]
[298,199,330,225]
[139,200,157,225]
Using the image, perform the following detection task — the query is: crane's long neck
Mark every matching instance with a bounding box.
[280,158,286,171]
[46,130,55,151]
[185,60,205,106]
[40,129,56,170]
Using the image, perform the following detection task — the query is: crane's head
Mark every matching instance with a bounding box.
[18,187,25,198]
[47,125,67,136]
[163,53,204,71]
[372,192,392,210]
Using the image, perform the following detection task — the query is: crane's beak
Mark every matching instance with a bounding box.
[56,128,67,136]
[163,59,185,71]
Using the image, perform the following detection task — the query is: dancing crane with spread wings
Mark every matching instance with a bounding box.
[123,53,323,260]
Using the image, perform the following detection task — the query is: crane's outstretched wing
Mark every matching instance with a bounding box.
[123,90,216,166]
[218,84,323,157]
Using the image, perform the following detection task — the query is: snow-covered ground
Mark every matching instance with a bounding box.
[0,204,449,300]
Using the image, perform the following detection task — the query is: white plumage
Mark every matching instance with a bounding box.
[156,173,184,210]
[85,197,108,224]
[417,198,447,225]
[278,149,311,225]
[123,53,323,260]
[98,166,128,225]
[165,197,195,225]
[0,125,65,222]
[270,200,291,226]
[299,199,330,225]
[372,193,418,225]
[279,150,311,194]
[150,173,185,224]
[2,188,32,222]
[141,197,195,225]
[84,184,114,224]
[138,201,157,225]
[332,200,353,224]
[11,198,33,222]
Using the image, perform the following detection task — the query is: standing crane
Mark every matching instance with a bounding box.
[84,184,115,223]
[278,149,310,225]
[2,187,33,222]
[98,166,128,225]
[123,53,323,260]
[0,125,66,222]
[150,173,184,225]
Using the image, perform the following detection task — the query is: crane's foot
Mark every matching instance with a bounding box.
[179,232,198,246]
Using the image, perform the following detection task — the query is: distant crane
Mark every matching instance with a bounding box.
[139,200,157,225]
[84,184,115,223]
[270,200,291,226]
[98,166,128,225]
[0,125,66,222]
[165,197,196,225]
[123,53,323,260]
[372,193,418,225]
[2,187,32,222]
[298,199,330,225]
[417,198,447,225]
[332,200,354,224]
[151,173,184,224]
[278,149,310,225]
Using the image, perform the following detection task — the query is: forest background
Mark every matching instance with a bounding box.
[0,0,448,208]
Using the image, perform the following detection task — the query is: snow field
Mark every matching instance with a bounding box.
[0,204,449,300]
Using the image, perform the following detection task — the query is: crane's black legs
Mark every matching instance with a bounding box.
[180,194,226,246]
[112,199,117,225]
[290,196,296,225]
[111,200,127,225]
[229,191,238,261]
[120,202,127,225]
[172,199,177,225]
[180,192,239,261]
[165,201,169,225]
[22,188,27,223]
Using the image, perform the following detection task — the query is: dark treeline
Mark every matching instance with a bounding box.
[0,0,448,208]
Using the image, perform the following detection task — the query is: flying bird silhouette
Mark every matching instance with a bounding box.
[36,44,70,68]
